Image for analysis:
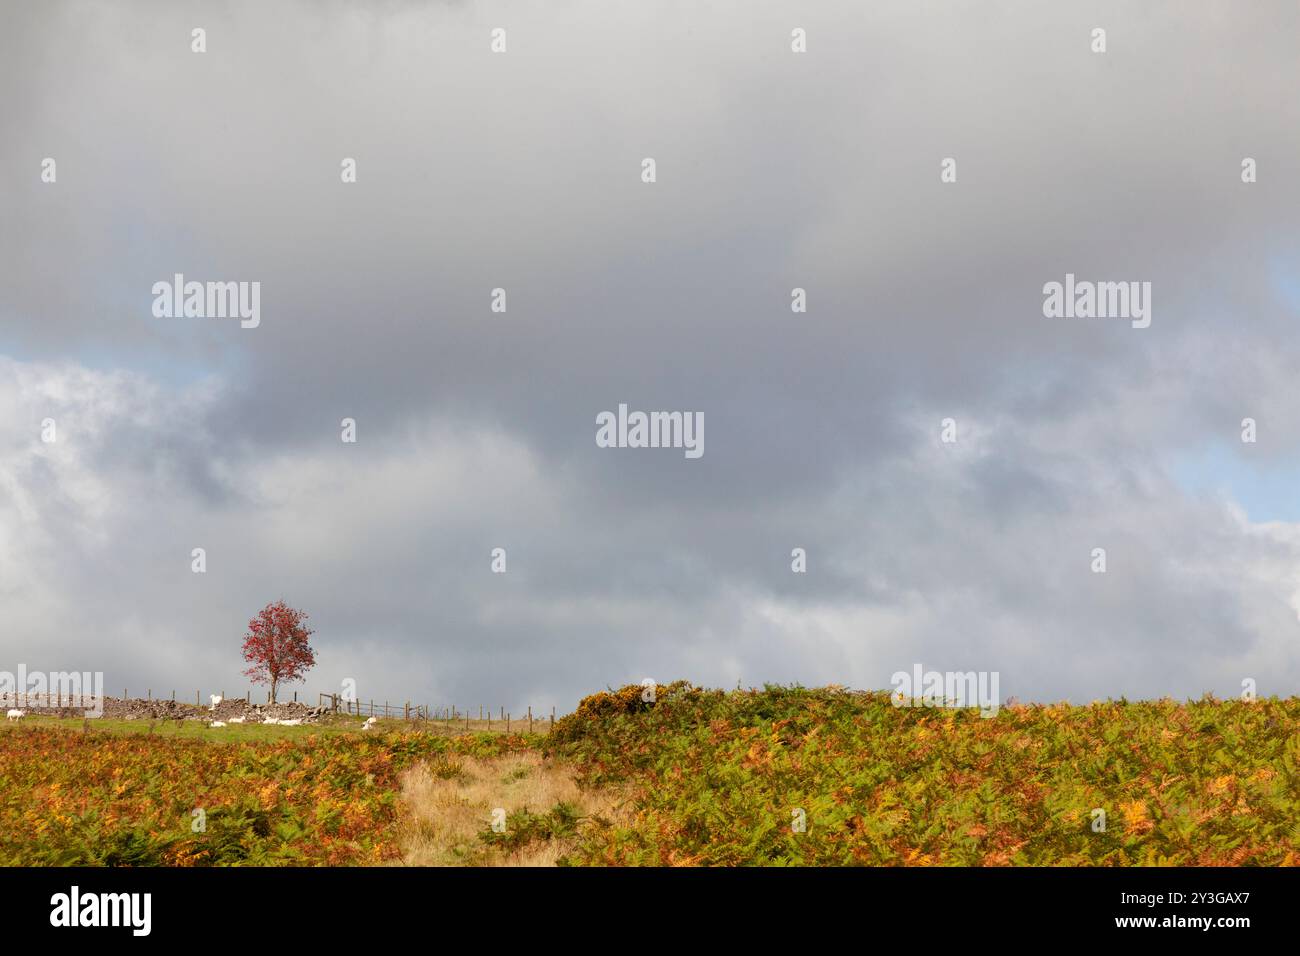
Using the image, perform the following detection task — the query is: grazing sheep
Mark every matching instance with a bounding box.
[227,716,245,724]
[209,694,223,711]
[262,717,280,725]
[6,709,26,722]
[209,720,227,728]
[278,718,303,727]
[362,716,378,730]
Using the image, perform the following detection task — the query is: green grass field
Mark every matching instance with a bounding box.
[1,714,362,743]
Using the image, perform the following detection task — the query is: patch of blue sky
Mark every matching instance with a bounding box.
[1172,440,1300,524]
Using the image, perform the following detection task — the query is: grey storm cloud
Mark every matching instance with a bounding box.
[1,0,1298,711]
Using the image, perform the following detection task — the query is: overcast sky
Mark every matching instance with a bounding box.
[2,0,1299,713]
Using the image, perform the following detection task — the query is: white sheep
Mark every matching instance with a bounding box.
[279,718,303,727]
[209,694,223,711]
[6,709,26,722]
[362,716,378,731]
[227,716,245,724]
[262,717,280,725]
[209,720,227,728]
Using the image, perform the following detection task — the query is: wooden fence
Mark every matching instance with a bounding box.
[318,695,557,732]
[318,694,428,721]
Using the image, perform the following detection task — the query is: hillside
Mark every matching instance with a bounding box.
[2,684,1297,866]
[545,683,1300,866]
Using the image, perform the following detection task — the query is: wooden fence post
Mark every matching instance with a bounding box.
[528,706,533,733]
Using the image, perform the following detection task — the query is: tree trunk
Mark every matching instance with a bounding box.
[271,677,278,704]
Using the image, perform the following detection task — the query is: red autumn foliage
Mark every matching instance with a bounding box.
[241,601,317,702]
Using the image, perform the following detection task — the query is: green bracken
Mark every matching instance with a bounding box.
[546,683,1300,866]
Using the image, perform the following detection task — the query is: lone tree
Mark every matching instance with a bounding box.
[242,600,316,703]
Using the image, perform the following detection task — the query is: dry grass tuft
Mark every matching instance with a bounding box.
[398,751,628,866]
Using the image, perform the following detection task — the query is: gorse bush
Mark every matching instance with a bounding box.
[548,680,704,746]
[547,684,1300,866]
